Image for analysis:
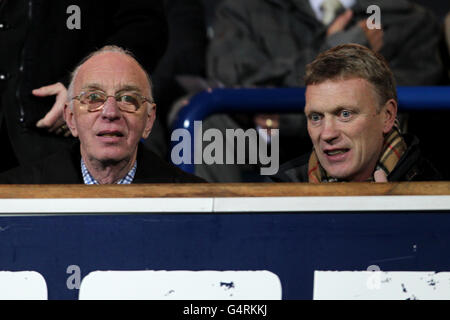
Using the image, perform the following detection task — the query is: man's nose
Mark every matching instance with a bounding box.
[101,96,121,120]
[320,117,339,143]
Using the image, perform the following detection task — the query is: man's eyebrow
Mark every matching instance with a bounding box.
[304,105,322,115]
[80,84,143,93]
[305,109,321,116]
[116,85,142,93]
[306,105,357,114]
[333,105,358,113]
[81,83,104,91]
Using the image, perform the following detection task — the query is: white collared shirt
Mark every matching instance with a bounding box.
[308,0,356,21]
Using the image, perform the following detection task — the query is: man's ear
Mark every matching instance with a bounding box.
[382,99,397,134]
[142,103,156,139]
[63,103,79,137]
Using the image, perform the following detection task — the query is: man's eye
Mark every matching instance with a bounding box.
[309,113,322,122]
[119,95,139,105]
[340,110,352,119]
[87,93,104,103]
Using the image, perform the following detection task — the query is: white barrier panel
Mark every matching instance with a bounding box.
[314,271,450,300]
[79,270,282,300]
[0,198,213,214]
[1,195,449,215]
[0,271,47,300]
[213,196,450,212]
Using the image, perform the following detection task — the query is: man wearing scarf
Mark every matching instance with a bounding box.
[274,44,442,183]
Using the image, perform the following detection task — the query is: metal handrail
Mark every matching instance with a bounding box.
[171,86,450,173]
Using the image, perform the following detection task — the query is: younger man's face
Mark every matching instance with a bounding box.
[305,78,395,181]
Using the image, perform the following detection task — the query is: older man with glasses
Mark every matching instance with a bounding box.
[0,46,204,184]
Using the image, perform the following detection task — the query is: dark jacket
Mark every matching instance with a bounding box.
[0,142,205,184]
[152,0,207,123]
[0,0,168,167]
[208,0,445,87]
[273,134,443,182]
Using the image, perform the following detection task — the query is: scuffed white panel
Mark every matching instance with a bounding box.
[314,271,450,300]
[79,270,282,300]
[0,198,213,214]
[0,271,47,300]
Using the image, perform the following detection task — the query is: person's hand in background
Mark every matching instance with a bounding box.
[33,82,72,137]
[326,10,384,53]
[359,20,384,52]
[327,10,353,36]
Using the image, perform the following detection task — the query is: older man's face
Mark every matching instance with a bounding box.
[305,78,396,182]
[65,52,155,165]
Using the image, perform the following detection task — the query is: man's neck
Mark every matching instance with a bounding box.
[82,155,136,184]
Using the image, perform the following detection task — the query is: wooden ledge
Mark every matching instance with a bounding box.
[0,181,448,198]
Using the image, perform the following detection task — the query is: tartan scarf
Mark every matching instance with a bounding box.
[307,126,407,183]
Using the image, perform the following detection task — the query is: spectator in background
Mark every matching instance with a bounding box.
[406,9,450,180]
[0,0,168,173]
[197,0,445,182]
[273,44,442,183]
[145,0,208,159]
[208,0,444,87]
[445,11,450,81]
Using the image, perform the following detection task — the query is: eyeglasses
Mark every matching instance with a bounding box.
[71,90,154,113]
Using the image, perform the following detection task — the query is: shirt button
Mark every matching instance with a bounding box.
[0,22,9,30]
[0,73,10,80]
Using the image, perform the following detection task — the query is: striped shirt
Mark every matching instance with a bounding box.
[81,159,137,184]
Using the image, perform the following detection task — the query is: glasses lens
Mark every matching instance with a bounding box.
[117,93,141,112]
[77,91,147,112]
[80,91,106,111]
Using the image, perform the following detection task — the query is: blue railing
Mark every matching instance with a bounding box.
[171,86,450,173]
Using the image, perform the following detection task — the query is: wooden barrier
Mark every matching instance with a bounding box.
[0,181,448,199]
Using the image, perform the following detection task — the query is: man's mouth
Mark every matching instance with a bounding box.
[97,131,124,138]
[324,149,349,156]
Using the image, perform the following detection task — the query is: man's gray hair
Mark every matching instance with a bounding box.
[67,45,154,110]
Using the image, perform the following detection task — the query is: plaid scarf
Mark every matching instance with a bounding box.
[308,126,407,183]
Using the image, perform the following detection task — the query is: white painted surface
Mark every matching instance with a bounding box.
[213,196,450,212]
[0,271,47,300]
[314,271,450,300]
[0,198,213,214]
[79,270,282,300]
[0,195,448,215]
